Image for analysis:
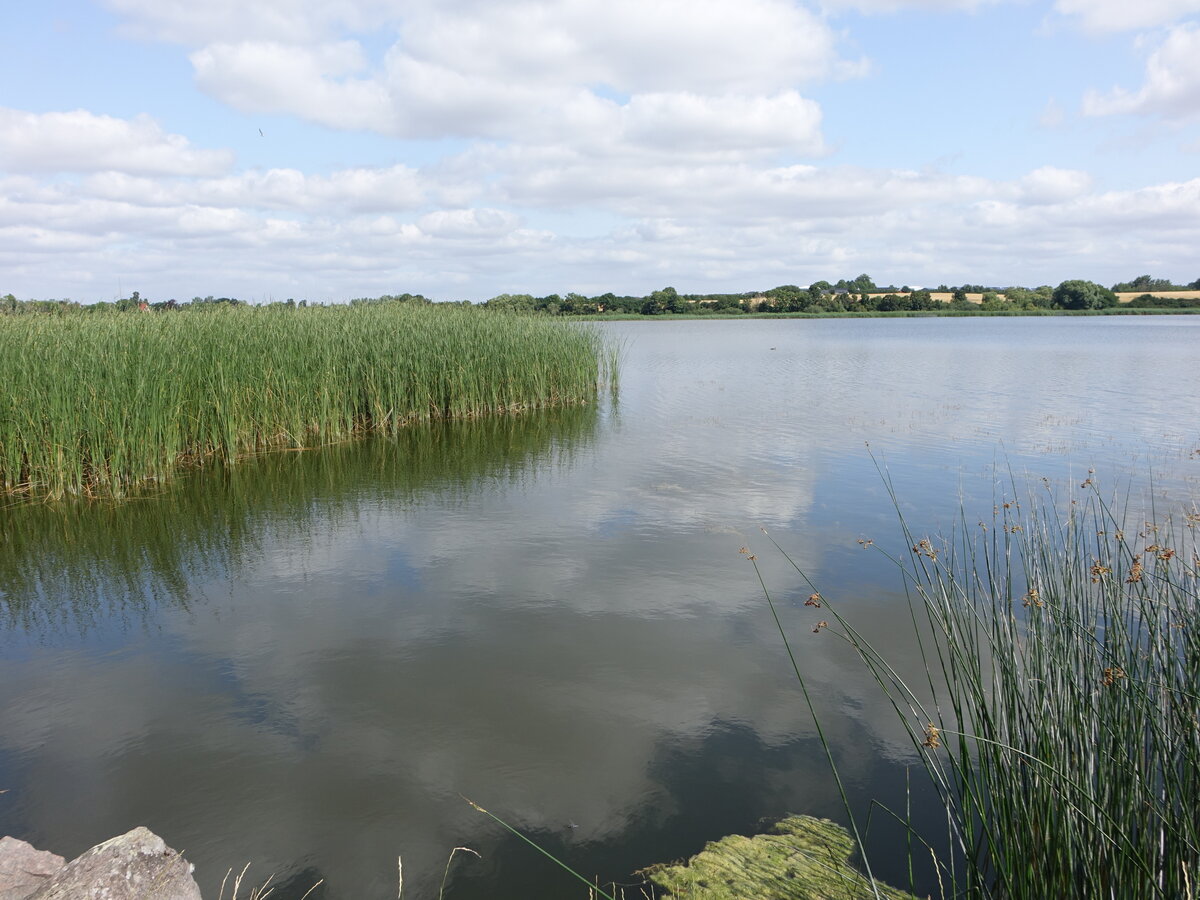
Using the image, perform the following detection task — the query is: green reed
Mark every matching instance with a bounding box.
[0,304,612,499]
[753,475,1200,898]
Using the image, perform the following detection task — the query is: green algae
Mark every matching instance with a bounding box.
[644,816,920,900]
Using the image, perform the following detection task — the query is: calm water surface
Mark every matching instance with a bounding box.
[1,317,1197,897]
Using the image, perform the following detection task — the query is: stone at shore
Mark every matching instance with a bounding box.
[0,827,200,900]
[0,837,65,900]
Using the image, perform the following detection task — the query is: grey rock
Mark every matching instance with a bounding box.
[29,827,200,900]
[0,837,66,900]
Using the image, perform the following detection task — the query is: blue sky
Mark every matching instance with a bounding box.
[2,0,1198,302]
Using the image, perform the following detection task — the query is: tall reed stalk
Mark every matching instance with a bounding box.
[753,474,1200,898]
[0,305,613,499]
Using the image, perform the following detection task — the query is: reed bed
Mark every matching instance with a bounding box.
[754,477,1200,898]
[0,304,613,499]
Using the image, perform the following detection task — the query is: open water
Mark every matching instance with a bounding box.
[1,316,1197,897]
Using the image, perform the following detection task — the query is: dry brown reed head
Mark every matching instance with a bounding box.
[1102,666,1127,687]
[1127,558,1145,583]
[912,538,938,560]
[922,724,941,749]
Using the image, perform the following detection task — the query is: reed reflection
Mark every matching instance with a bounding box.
[0,405,601,634]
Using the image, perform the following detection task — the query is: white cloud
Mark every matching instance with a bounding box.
[102,0,403,44]
[114,0,846,91]
[400,0,844,93]
[417,208,520,238]
[1016,166,1093,203]
[8,143,1200,302]
[1053,0,1200,33]
[621,92,826,155]
[820,0,1006,11]
[0,108,234,176]
[174,0,849,151]
[191,42,392,131]
[1039,97,1066,128]
[74,164,426,214]
[1083,23,1200,119]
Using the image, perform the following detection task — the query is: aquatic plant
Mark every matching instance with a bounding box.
[0,304,613,499]
[751,475,1200,898]
[645,815,918,899]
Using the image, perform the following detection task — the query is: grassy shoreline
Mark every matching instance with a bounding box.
[0,304,612,500]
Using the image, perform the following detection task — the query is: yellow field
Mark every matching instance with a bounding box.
[904,290,1200,305]
[1115,290,1200,303]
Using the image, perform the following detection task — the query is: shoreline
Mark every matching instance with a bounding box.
[574,306,1200,321]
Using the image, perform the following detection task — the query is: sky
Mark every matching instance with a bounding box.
[1,0,1199,303]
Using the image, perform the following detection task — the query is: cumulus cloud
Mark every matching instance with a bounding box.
[0,108,234,176]
[1015,166,1093,204]
[417,207,520,238]
[1053,0,1200,33]
[7,143,1200,302]
[191,42,391,131]
[400,0,845,93]
[175,0,850,150]
[620,92,826,155]
[1083,23,1200,119]
[80,165,427,213]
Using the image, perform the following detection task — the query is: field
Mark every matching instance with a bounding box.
[1115,290,1200,302]
[0,304,611,499]
[920,290,1200,304]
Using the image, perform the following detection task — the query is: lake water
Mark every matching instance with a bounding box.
[1,316,1198,898]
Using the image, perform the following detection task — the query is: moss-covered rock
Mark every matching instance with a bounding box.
[644,815,920,900]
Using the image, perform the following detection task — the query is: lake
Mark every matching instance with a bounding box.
[1,316,1197,898]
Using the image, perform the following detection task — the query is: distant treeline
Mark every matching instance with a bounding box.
[4,273,1200,317]
[478,275,1200,316]
[0,291,453,315]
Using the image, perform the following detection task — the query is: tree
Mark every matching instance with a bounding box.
[485,293,536,312]
[1052,279,1118,310]
[909,289,934,309]
[642,286,683,315]
[1112,274,1173,292]
[979,290,1005,310]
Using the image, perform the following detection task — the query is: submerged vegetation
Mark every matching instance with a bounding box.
[0,303,612,499]
[645,816,918,899]
[753,478,1200,898]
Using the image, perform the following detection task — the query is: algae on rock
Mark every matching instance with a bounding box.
[645,815,920,900]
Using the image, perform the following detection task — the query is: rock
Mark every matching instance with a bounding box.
[28,827,200,900]
[0,837,66,900]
